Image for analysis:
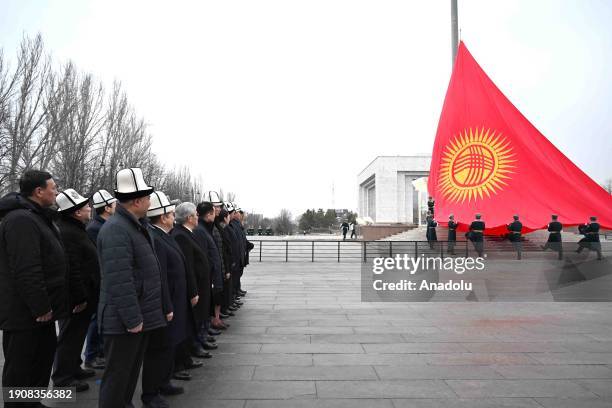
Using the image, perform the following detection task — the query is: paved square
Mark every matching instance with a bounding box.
[2,261,612,407]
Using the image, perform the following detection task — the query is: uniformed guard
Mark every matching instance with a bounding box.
[427,196,435,216]
[577,216,602,260]
[447,214,457,255]
[541,214,563,259]
[468,213,485,257]
[426,214,438,250]
[507,215,523,260]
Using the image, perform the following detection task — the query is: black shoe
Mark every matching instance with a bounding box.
[226,311,236,316]
[203,341,218,350]
[239,290,247,296]
[172,371,191,381]
[185,359,204,369]
[234,300,244,305]
[219,312,230,319]
[84,357,105,370]
[206,336,217,343]
[208,329,222,336]
[56,379,89,392]
[143,395,170,408]
[74,367,96,380]
[191,346,208,359]
[228,306,238,312]
[159,383,185,396]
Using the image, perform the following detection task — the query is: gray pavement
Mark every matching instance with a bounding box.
[2,262,612,407]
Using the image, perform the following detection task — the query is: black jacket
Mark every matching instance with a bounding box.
[468,220,485,242]
[0,193,69,330]
[506,221,523,242]
[447,220,458,242]
[426,219,438,241]
[58,215,100,307]
[97,205,165,335]
[195,220,223,293]
[219,222,239,277]
[229,219,247,267]
[150,225,191,347]
[86,214,107,243]
[171,224,211,327]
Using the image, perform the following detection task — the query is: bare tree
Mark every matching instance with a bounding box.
[602,178,612,194]
[272,209,295,235]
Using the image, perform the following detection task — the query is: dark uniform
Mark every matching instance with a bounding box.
[426,217,438,249]
[427,198,435,216]
[577,222,602,260]
[468,219,485,257]
[506,219,523,260]
[447,219,457,255]
[542,220,563,259]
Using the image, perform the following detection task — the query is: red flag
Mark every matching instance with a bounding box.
[428,42,612,234]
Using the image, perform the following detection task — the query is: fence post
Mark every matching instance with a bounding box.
[415,241,418,258]
[338,241,341,262]
[311,241,314,262]
[465,240,469,257]
[259,241,262,262]
[285,241,288,262]
[440,241,444,258]
[389,241,393,257]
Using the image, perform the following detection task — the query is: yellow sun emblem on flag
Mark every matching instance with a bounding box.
[438,127,516,203]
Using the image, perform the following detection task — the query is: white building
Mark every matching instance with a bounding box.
[357,155,431,224]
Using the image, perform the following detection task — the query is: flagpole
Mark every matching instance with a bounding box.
[451,0,459,65]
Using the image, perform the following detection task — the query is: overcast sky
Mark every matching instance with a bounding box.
[1,0,611,217]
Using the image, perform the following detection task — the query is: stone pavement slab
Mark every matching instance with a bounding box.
[2,261,612,408]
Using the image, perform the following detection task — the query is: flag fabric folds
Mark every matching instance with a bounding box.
[428,42,612,234]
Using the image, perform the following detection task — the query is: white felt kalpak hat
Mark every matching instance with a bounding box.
[57,189,89,213]
[224,202,235,212]
[91,189,118,209]
[203,191,223,205]
[114,168,154,200]
[147,191,175,218]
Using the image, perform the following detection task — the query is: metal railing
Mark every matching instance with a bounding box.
[247,239,611,262]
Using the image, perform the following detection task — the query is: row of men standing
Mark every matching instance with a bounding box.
[425,210,602,260]
[0,168,252,407]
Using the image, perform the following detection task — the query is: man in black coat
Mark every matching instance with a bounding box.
[97,168,166,408]
[229,206,248,297]
[506,215,523,260]
[447,214,458,255]
[426,214,438,250]
[541,214,563,259]
[142,191,185,407]
[172,202,212,365]
[468,214,485,257]
[52,189,99,392]
[577,216,602,260]
[84,189,117,370]
[195,202,226,333]
[0,170,68,408]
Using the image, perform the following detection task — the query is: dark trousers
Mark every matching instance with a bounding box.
[222,278,233,310]
[84,313,104,362]
[52,306,94,385]
[2,324,57,408]
[174,338,193,372]
[447,240,456,254]
[350,230,356,239]
[99,332,149,408]
[471,240,484,257]
[142,330,174,404]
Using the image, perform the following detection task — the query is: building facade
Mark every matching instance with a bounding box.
[357,156,431,224]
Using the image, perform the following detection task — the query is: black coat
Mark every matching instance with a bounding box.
[426,219,438,241]
[150,226,191,347]
[86,214,106,243]
[58,215,100,308]
[97,205,165,335]
[171,224,211,327]
[0,193,69,330]
[195,220,223,293]
[447,220,457,242]
[468,220,485,242]
[546,221,563,243]
[229,219,247,267]
[507,221,523,242]
[217,222,237,280]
